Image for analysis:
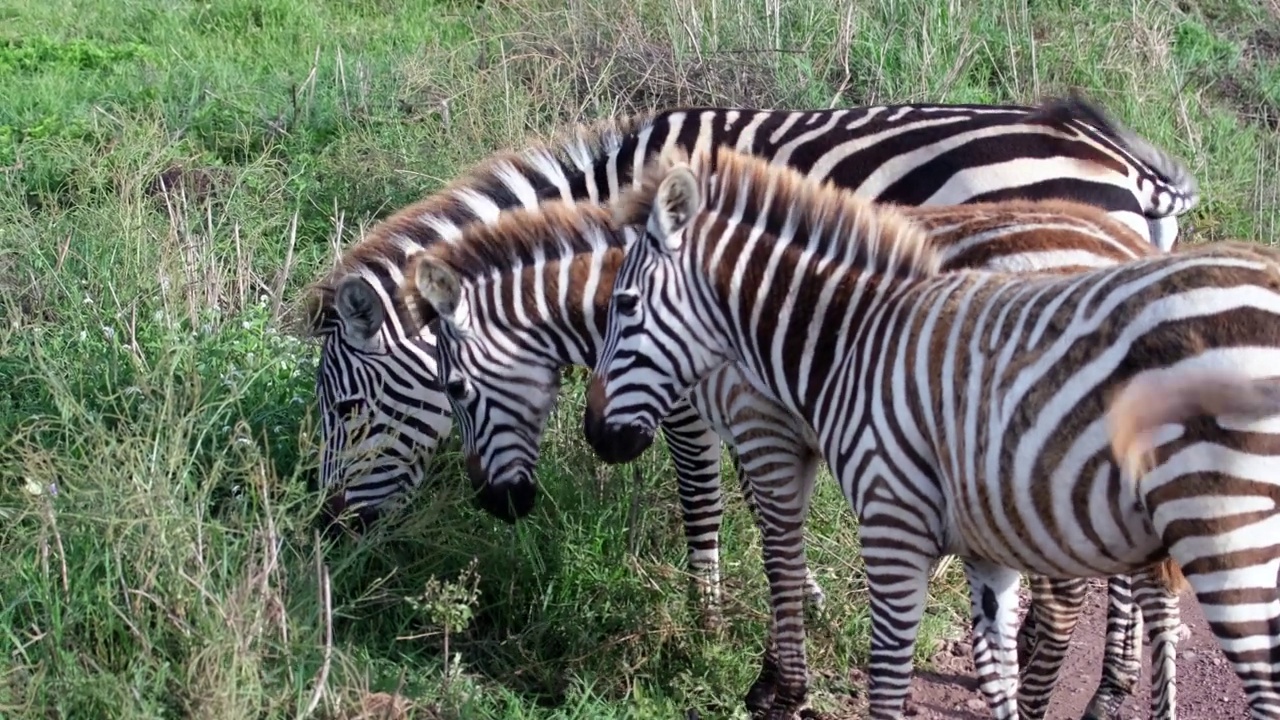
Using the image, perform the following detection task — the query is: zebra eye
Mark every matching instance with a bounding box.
[445,376,469,400]
[614,290,640,316]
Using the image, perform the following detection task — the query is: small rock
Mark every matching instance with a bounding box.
[966,698,987,712]
[1183,650,1199,661]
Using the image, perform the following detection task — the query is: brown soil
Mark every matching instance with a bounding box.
[868,579,1251,719]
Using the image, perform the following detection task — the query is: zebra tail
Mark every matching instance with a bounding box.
[1150,557,1190,595]
[1107,368,1280,480]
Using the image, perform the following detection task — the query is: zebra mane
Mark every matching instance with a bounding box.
[1030,92,1199,202]
[618,145,942,282]
[400,199,628,330]
[299,110,656,337]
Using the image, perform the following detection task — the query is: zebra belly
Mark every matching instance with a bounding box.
[944,469,1164,579]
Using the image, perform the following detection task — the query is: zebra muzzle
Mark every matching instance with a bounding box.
[468,453,538,522]
[582,413,656,465]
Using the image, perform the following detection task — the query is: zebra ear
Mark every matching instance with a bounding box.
[651,165,699,252]
[413,256,463,323]
[334,275,385,341]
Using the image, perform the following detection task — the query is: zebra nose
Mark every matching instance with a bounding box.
[319,492,376,539]
[467,455,537,523]
[584,416,654,465]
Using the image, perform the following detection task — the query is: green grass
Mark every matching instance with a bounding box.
[1,0,1278,718]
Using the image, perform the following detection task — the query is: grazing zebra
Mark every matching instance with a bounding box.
[301,97,1197,697]
[304,97,1198,531]
[583,146,1280,719]
[405,193,1189,719]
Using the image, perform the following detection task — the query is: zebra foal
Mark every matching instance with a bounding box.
[584,147,1280,719]
[404,191,1188,718]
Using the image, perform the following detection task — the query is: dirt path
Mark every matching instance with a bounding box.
[891,579,1251,719]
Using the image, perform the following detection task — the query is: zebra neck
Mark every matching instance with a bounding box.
[482,245,625,370]
[697,254,924,443]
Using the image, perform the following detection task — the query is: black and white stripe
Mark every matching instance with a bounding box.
[587,148,1280,719]
[404,187,1191,718]
[303,97,1197,642]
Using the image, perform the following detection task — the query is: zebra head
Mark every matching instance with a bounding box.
[586,161,727,464]
[404,255,547,523]
[310,272,451,535]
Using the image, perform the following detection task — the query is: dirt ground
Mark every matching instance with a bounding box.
[880,579,1251,719]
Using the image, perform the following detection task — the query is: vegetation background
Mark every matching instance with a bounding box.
[2,0,1278,717]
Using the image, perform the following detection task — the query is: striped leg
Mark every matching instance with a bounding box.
[1179,563,1280,717]
[1133,563,1185,720]
[1020,567,1182,720]
[733,455,826,612]
[1017,576,1090,718]
[862,516,938,719]
[1081,574,1143,720]
[965,560,1023,719]
[725,398,823,718]
[662,391,830,635]
[659,400,728,630]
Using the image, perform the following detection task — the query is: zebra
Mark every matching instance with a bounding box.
[304,97,1198,531]
[300,96,1197,686]
[404,192,1189,719]
[583,146,1280,719]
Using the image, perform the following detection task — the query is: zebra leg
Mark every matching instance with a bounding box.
[1157,528,1280,718]
[1080,574,1143,720]
[727,449,784,715]
[701,379,824,719]
[659,399,727,630]
[963,559,1022,719]
[1016,576,1088,719]
[861,525,936,718]
[1134,559,1188,720]
[732,452,826,613]
[733,437,822,718]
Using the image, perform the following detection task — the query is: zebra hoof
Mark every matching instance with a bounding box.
[761,690,809,720]
[1080,692,1127,720]
[804,585,827,613]
[745,680,776,717]
[697,607,725,633]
